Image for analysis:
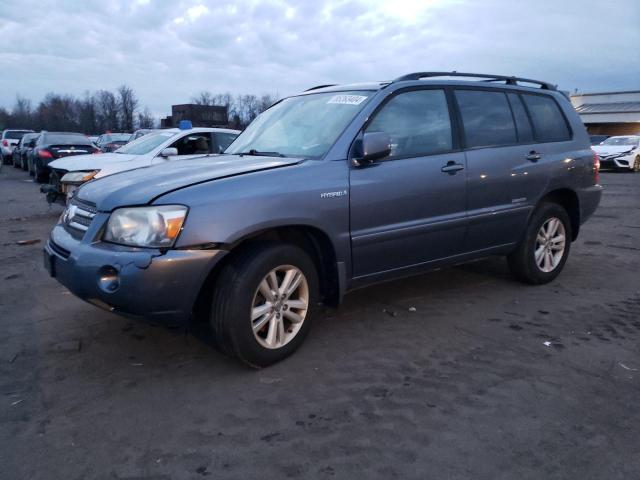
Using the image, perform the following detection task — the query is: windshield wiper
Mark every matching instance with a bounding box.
[238,149,286,158]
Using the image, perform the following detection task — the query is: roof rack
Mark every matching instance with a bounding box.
[392,72,557,90]
[305,84,337,92]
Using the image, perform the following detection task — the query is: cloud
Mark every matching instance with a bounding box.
[0,0,638,117]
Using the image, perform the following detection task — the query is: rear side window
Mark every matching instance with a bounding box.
[455,90,517,148]
[366,89,452,158]
[507,93,534,143]
[521,94,571,142]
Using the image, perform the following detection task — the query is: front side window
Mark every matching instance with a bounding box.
[226,90,374,159]
[521,94,571,142]
[44,134,92,145]
[169,133,211,155]
[365,89,452,158]
[456,90,517,148]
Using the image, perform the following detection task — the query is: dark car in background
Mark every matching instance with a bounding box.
[95,133,131,152]
[130,129,156,142]
[1,129,34,164]
[29,132,100,182]
[589,135,609,145]
[12,132,39,170]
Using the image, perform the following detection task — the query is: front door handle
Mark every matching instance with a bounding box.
[441,161,465,174]
[526,151,542,162]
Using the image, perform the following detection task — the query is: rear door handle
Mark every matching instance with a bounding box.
[526,151,542,162]
[441,161,465,174]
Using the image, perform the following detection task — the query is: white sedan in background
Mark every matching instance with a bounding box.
[592,135,640,172]
[44,126,240,203]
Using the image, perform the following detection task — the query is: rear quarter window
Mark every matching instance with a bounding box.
[521,94,571,142]
[455,90,517,148]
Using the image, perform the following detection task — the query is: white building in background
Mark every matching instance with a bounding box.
[570,90,640,136]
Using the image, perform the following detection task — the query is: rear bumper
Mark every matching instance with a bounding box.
[579,184,603,225]
[45,223,227,325]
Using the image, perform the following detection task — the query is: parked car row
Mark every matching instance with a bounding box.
[42,123,240,203]
[591,135,640,171]
[39,72,604,367]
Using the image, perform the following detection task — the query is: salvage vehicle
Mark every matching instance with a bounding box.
[130,129,156,141]
[12,132,39,170]
[45,72,602,367]
[29,132,100,183]
[589,134,609,146]
[95,132,132,152]
[1,129,33,164]
[44,125,240,203]
[591,135,640,171]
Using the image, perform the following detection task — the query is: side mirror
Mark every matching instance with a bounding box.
[160,147,178,158]
[353,132,391,166]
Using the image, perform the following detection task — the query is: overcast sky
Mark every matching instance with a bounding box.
[1,0,638,116]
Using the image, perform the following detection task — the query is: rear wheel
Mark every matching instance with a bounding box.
[507,202,572,285]
[210,243,318,368]
[34,161,48,183]
[12,154,21,168]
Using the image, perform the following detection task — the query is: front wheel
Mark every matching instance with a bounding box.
[632,155,640,172]
[508,202,572,285]
[210,243,319,368]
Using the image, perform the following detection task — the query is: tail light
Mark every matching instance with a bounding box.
[38,149,53,159]
[593,151,600,185]
[2,140,8,147]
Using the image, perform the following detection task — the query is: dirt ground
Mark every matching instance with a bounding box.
[1,165,639,480]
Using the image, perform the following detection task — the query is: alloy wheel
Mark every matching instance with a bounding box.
[534,217,566,273]
[251,265,309,349]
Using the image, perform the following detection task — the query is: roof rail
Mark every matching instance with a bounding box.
[305,84,337,92]
[392,72,557,91]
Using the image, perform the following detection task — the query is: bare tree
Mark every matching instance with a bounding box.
[136,108,156,129]
[77,92,99,134]
[11,96,33,128]
[96,90,119,132]
[36,93,79,131]
[117,85,138,132]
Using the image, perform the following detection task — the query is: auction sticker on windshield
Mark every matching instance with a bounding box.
[327,95,368,105]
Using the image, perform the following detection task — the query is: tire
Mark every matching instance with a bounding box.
[210,242,319,368]
[13,154,21,168]
[507,202,572,285]
[21,156,28,171]
[34,161,48,183]
[28,157,34,176]
[632,156,640,172]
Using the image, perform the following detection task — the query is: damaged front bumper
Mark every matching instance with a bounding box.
[44,219,227,325]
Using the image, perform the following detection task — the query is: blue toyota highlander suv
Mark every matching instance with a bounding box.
[45,72,602,367]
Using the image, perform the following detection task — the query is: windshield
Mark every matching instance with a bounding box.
[601,136,639,146]
[226,91,374,159]
[115,131,177,155]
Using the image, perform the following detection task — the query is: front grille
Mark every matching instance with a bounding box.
[64,197,98,236]
[49,239,70,259]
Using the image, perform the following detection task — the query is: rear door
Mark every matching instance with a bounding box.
[349,88,467,278]
[454,89,549,251]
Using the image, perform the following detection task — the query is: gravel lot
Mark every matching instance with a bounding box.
[1,165,639,480]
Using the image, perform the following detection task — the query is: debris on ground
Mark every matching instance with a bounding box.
[16,239,40,246]
[619,363,637,371]
[543,341,552,347]
[382,308,397,317]
[408,307,417,312]
[260,377,282,384]
[11,399,23,407]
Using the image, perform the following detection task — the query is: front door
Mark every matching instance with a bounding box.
[349,88,467,278]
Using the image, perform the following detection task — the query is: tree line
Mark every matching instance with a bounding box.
[0,85,154,134]
[0,86,279,134]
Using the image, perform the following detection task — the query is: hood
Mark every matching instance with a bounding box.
[76,154,302,211]
[592,145,635,156]
[49,152,138,172]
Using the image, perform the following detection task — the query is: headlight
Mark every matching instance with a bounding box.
[61,170,99,183]
[104,205,188,248]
